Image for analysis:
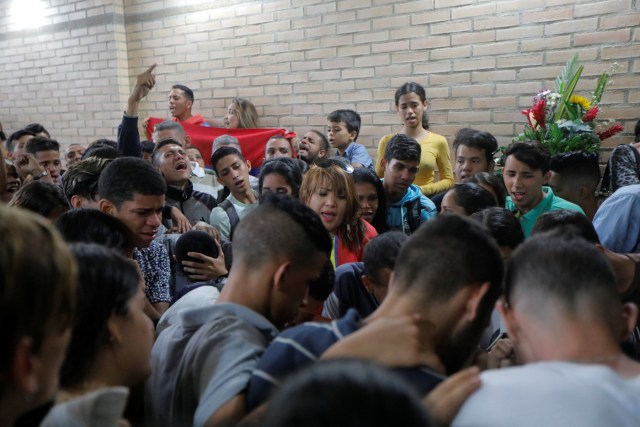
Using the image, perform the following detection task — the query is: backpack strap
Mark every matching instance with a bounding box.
[405,199,422,234]
[219,199,240,240]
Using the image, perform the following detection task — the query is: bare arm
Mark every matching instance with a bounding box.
[203,394,246,427]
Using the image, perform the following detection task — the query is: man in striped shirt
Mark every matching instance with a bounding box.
[246,214,504,410]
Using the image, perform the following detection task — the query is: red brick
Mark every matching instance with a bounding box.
[451,3,496,20]
[410,36,451,50]
[496,0,544,13]
[451,30,495,46]
[602,45,640,59]
[601,12,640,29]
[411,9,450,25]
[451,85,494,97]
[574,0,630,17]
[448,111,491,123]
[431,20,471,35]
[431,46,471,60]
[521,35,571,51]
[575,29,631,46]
[473,41,518,57]
[453,58,496,72]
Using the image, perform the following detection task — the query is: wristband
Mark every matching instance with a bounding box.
[33,171,48,180]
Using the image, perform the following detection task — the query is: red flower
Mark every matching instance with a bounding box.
[582,106,599,123]
[532,99,546,129]
[521,108,534,129]
[597,123,624,141]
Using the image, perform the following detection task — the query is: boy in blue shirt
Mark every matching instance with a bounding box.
[327,109,373,170]
[380,134,437,234]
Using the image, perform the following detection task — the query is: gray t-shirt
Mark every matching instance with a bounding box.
[146,303,279,427]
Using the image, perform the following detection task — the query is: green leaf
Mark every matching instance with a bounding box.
[554,64,583,122]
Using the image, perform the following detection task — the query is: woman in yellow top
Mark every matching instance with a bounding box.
[375,82,454,196]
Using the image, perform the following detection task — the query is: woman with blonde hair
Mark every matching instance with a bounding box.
[300,160,377,266]
[224,97,259,129]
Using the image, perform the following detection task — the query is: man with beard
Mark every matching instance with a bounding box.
[297,130,329,165]
[246,214,503,411]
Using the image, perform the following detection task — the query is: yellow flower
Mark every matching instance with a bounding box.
[570,95,591,110]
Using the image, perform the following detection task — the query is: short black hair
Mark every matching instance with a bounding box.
[5,129,35,152]
[327,109,361,140]
[82,145,120,161]
[210,146,245,176]
[233,192,331,267]
[549,150,601,191]
[262,359,432,427]
[172,84,194,102]
[62,157,111,202]
[259,157,303,198]
[308,129,329,152]
[175,230,218,275]
[470,207,524,250]
[363,231,408,287]
[142,140,156,154]
[453,128,498,164]
[98,157,166,208]
[383,134,421,163]
[308,259,336,301]
[635,119,640,142]
[503,141,551,174]
[89,138,117,149]
[24,136,60,155]
[8,181,70,220]
[23,122,50,138]
[531,209,600,244]
[504,232,620,332]
[55,208,135,256]
[468,172,507,208]
[393,214,503,306]
[61,243,140,388]
[447,183,497,216]
[152,138,184,166]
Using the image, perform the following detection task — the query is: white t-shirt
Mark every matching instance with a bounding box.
[453,361,640,427]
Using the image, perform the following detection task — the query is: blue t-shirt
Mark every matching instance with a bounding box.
[593,184,640,253]
[246,309,445,411]
[337,142,374,170]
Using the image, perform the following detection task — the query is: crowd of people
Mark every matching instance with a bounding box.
[2,62,640,427]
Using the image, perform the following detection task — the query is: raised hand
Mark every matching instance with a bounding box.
[127,63,157,117]
[131,63,157,102]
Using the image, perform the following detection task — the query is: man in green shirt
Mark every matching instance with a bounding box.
[503,141,584,237]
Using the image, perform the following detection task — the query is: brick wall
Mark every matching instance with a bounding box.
[0,0,130,145]
[1,0,639,159]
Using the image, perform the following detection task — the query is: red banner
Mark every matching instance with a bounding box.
[147,117,286,169]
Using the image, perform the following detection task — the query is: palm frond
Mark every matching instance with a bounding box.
[554,62,583,122]
[555,54,580,94]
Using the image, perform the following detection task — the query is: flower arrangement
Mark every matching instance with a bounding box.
[516,54,623,155]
